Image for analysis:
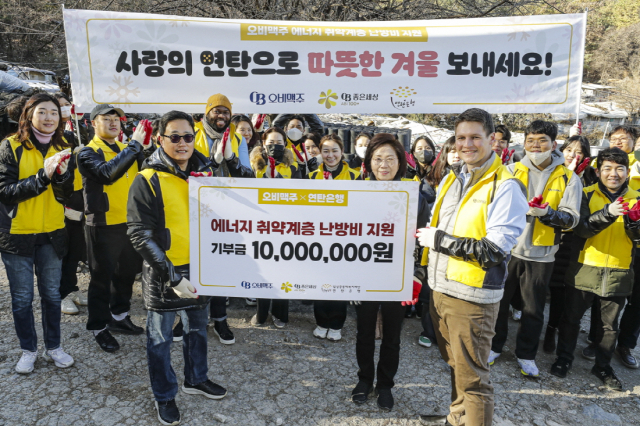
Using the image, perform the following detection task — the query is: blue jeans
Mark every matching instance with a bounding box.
[2,243,63,352]
[147,307,209,402]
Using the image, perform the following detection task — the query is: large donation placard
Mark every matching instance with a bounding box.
[63,9,586,114]
[189,178,419,301]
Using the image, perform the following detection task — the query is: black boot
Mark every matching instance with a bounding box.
[543,325,557,354]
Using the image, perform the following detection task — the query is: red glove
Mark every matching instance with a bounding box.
[575,157,590,175]
[119,116,127,122]
[254,114,266,131]
[617,197,631,215]
[189,171,213,177]
[323,171,332,180]
[401,278,422,306]
[292,145,305,163]
[528,195,549,209]
[405,151,416,169]
[628,203,640,221]
[56,153,71,174]
[117,130,124,142]
[221,127,230,155]
[268,157,276,178]
[501,149,515,165]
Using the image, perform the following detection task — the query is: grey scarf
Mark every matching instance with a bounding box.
[202,118,229,176]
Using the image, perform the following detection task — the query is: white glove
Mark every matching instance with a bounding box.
[172,277,198,299]
[416,227,437,249]
[569,123,581,137]
[56,154,71,175]
[43,149,71,179]
[214,138,234,164]
[527,205,550,217]
[608,199,628,217]
[350,301,361,305]
[131,120,153,150]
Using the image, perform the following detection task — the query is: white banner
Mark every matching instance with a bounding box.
[189,178,418,301]
[63,9,586,115]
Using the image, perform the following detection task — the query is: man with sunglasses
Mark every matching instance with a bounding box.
[128,110,253,425]
[77,104,155,353]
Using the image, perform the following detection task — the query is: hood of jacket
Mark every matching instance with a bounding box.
[142,147,213,179]
[250,145,294,171]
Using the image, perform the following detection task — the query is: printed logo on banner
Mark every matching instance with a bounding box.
[250,92,305,106]
[258,189,348,206]
[241,281,273,289]
[318,90,380,109]
[390,86,417,110]
[318,89,339,109]
[281,282,293,293]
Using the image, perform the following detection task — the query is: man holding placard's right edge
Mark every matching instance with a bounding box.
[416,108,528,426]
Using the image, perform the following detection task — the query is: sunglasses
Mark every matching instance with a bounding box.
[162,134,195,144]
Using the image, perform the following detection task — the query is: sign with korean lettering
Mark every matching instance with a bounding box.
[189,178,418,300]
[63,9,586,114]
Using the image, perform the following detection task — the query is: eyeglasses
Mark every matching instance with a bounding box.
[162,134,195,144]
[372,158,398,166]
[610,137,629,143]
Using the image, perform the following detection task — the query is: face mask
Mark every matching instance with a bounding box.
[414,150,434,165]
[60,106,71,117]
[287,128,303,142]
[266,144,285,162]
[526,149,552,166]
[355,146,367,159]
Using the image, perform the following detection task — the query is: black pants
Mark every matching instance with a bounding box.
[314,301,347,330]
[256,299,288,324]
[209,297,227,321]
[420,289,437,343]
[510,285,523,311]
[85,224,142,331]
[618,259,640,349]
[59,218,87,300]
[556,286,625,367]
[550,285,600,343]
[492,257,554,359]
[355,301,404,389]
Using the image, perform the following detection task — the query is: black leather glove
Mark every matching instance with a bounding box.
[537,207,576,230]
[433,230,507,269]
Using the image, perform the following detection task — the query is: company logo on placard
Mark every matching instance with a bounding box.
[250,92,305,106]
[281,282,293,293]
[390,86,417,109]
[319,90,380,109]
[318,89,339,109]
[241,281,273,289]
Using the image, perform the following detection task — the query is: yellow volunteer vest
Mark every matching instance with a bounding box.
[309,162,360,180]
[194,121,241,159]
[285,139,300,170]
[513,163,573,246]
[255,162,294,179]
[85,136,138,226]
[138,168,190,266]
[6,135,65,234]
[422,156,517,288]
[579,184,639,270]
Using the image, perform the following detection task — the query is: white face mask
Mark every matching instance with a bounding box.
[526,149,552,166]
[287,128,303,142]
[355,146,367,159]
[60,106,71,117]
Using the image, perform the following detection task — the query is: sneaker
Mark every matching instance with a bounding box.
[582,344,596,361]
[313,326,328,339]
[182,379,227,399]
[61,296,79,315]
[70,291,88,306]
[418,336,432,348]
[44,347,74,368]
[512,309,522,321]
[245,298,257,306]
[543,325,557,354]
[172,320,183,343]
[250,314,265,326]
[155,399,180,425]
[376,388,394,411]
[549,357,572,378]
[591,364,623,391]
[488,350,501,366]
[107,315,144,335]
[272,316,286,329]
[327,329,342,341]
[351,380,374,404]
[15,350,37,374]
[213,320,235,345]
[135,273,142,282]
[616,346,639,369]
[517,358,539,377]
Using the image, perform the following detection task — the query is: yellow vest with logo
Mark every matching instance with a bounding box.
[138,168,190,266]
[513,163,573,246]
[255,162,295,179]
[85,136,138,226]
[194,121,241,159]
[6,135,65,234]
[309,162,360,180]
[579,184,639,270]
[422,156,517,288]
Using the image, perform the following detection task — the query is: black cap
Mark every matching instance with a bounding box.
[90,104,125,121]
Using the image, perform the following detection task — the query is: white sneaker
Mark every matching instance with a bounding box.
[250,314,265,327]
[272,317,286,329]
[488,350,501,366]
[512,309,522,321]
[70,291,88,306]
[44,347,75,368]
[245,298,257,306]
[61,296,79,315]
[15,350,37,374]
[327,329,342,341]
[313,326,328,339]
[517,358,539,377]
